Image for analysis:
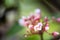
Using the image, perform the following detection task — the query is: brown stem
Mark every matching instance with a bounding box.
[40,33,43,40]
[39,31,44,40]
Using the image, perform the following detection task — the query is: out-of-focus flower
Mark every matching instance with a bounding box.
[45,23,49,30]
[44,16,48,22]
[52,32,59,37]
[28,24,34,30]
[18,19,25,26]
[18,9,60,39]
[19,9,49,33]
[35,9,41,14]
[52,17,60,23]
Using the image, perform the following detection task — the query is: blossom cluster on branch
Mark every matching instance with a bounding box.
[18,9,60,39]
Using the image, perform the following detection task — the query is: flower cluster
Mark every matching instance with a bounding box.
[19,9,60,38]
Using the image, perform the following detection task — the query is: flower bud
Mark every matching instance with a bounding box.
[28,24,34,30]
[24,21,30,26]
[22,16,28,21]
[35,9,41,14]
[44,16,48,22]
[34,15,40,22]
[30,13,35,19]
[28,16,31,20]
[52,32,59,37]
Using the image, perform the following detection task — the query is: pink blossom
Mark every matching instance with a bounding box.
[34,22,43,31]
[30,13,35,19]
[52,32,59,37]
[34,15,40,21]
[44,16,48,22]
[28,24,34,30]
[28,16,31,20]
[24,21,30,26]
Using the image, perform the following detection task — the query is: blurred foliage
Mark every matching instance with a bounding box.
[6,22,23,36]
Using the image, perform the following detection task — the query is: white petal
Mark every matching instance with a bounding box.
[54,32,59,35]
[35,9,41,14]
[34,24,42,31]
[18,19,25,26]
[38,22,43,26]
[45,27,49,30]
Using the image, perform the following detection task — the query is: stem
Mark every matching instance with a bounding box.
[40,33,43,40]
[39,31,44,40]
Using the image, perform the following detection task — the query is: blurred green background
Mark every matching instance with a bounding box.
[4,0,60,40]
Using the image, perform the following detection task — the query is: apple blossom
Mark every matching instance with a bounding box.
[34,22,43,31]
[19,9,60,40]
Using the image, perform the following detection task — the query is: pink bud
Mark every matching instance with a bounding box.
[30,13,35,19]
[22,16,28,21]
[56,18,60,22]
[52,32,59,37]
[24,21,30,26]
[45,26,49,31]
[34,15,40,21]
[28,16,31,20]
[44,16,48,22]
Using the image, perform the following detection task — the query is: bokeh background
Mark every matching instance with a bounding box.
[1,0,60,40]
